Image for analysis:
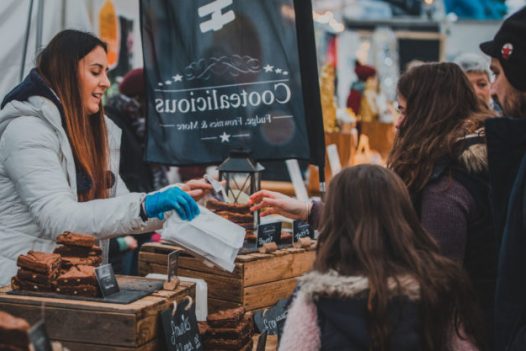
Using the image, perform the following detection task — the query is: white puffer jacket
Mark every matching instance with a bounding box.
[0,96,161,284]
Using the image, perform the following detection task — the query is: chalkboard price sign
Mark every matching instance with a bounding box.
[253,299,288,336]
[167,251,179,283]
[95,264,120,297]
[293,220,313,241]
[28,320,52,351]
[161,297,202,351]
[257,222,282,247]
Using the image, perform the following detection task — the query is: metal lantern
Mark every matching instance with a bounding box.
[217,150,265,204]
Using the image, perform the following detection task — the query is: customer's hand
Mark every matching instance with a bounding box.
[123,236,138,250]
[249,190,310,220]
[179,178,214,200]
[144,186,199,221]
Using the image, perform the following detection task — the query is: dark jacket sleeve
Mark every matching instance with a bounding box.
[309,200,324,230]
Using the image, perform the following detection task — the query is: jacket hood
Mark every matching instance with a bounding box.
[298,271,422,349]
[1,69,60,109]
[298,270,420,301]
[0,69,63,140]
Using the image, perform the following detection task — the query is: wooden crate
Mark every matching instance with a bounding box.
[139,242,315,312]
[0,275,195,351]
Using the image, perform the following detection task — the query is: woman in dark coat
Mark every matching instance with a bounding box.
[388,63,497,333]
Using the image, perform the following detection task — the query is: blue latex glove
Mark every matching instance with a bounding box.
[144,186,199,221]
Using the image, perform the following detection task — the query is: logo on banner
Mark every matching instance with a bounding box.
[199,0,236,33]
[154,56,293,144]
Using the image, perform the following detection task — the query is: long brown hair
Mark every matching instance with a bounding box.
[315,165,485,351]
[387,62,492,195]
[37,30,109,201]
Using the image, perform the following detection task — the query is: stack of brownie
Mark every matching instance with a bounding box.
[200,307,254,351]
[52,232,101,297]
[0,311,30,351]
[53,232,102,268]
[54,264,99,297]
[11,232,102,298]
[11,251,62,292]
[206,198,256,242]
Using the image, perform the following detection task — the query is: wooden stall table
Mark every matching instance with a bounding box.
[0,275,195,351]
[139,242,315,313]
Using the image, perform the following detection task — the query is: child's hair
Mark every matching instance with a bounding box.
[315,165,486,351]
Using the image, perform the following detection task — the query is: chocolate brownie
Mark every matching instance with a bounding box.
[245,232,257,241]
[204,335,251,350]
[215,211,254,224]
[54,284,99,297]
[56,232,97,248]
[206,198,251,213]
[11,276,52,292]
[0,311,30,350]
[61,255,102,268]
[238,222,254,230]
[207,307,245,328]
[53,245,102,257]
[16,251,61,274]
[206,339,253,351]
[198,322,210,339]
[205,314,253,339]
[16,267,59,285]
[56,265,97,286]
[280,231,293,241]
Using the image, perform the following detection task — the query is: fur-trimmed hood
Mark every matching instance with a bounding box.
[457,130,488,174]
[298,270,420,301]
[294,271,423,350]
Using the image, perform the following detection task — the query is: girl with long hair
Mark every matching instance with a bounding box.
[279,165,486,351]
[387,63,497,332]
[0,30,209,284]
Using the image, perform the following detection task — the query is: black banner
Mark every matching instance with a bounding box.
[140,0,325,167]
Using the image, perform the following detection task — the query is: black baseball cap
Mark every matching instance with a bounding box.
[480,6,526,92]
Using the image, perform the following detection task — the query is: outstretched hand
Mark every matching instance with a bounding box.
[249,190,310,220]
[179,178,214,200]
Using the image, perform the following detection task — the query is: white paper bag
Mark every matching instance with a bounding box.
[161,205,245,272]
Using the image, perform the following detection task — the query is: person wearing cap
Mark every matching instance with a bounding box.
[454,52,496,111]
[479,6,526,351]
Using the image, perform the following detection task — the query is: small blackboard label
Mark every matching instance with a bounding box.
[253,299,288,336]
[293,220,313,241]
[257,222,282,247]
[167,251,179,282]
[161,297,202,351]
[29,320,52,351]
[95,264,120,297]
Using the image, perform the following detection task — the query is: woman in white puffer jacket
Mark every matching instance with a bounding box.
[0,30,209,285]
